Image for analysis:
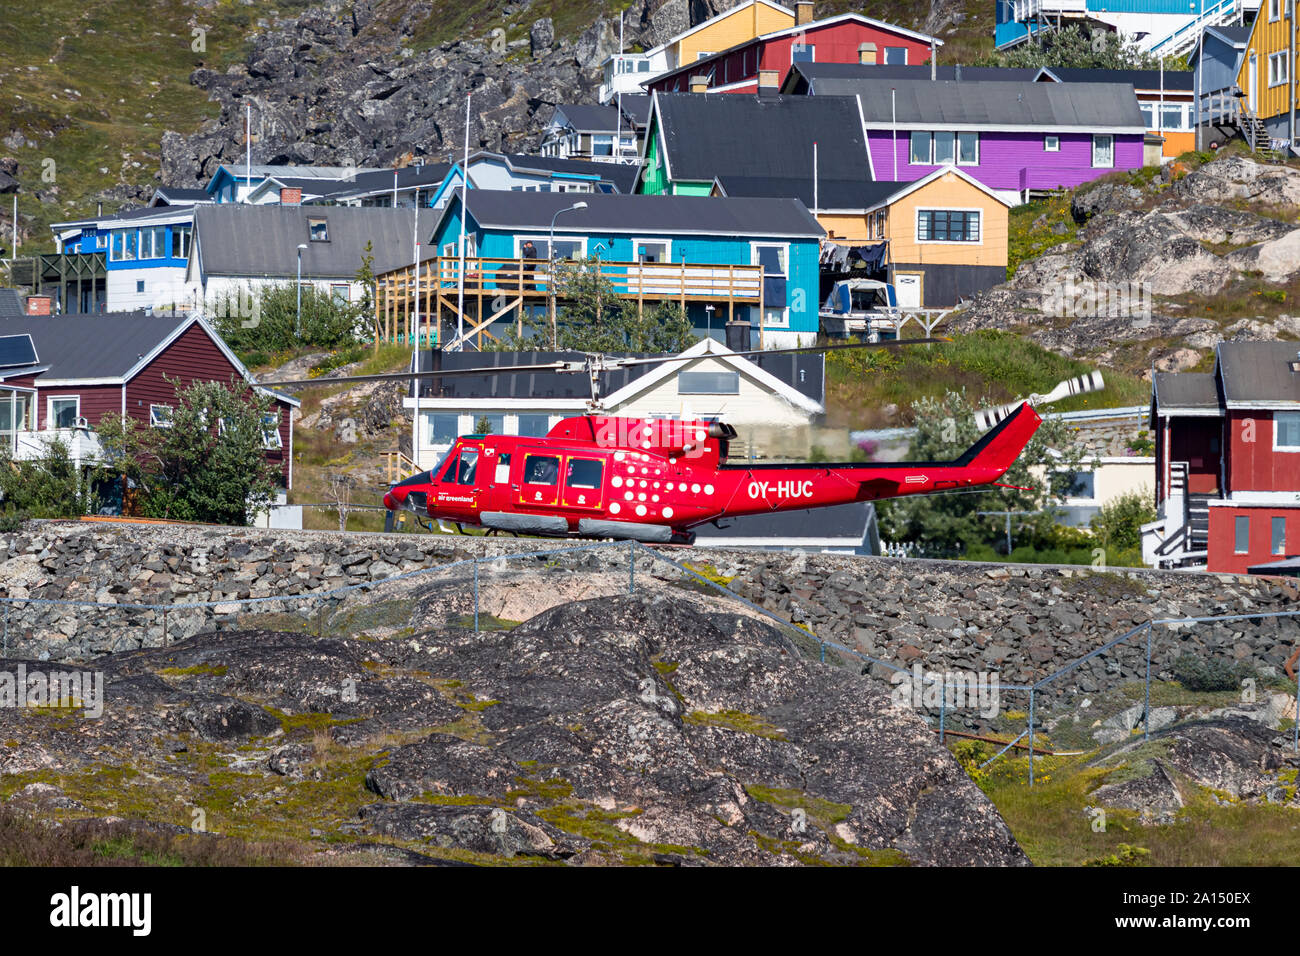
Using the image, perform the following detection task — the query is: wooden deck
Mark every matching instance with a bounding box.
[374,256,766,349]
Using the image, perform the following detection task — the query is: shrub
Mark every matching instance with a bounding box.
[1171,653,1254,692]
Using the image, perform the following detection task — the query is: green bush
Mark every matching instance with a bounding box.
[1170,653,1254,692]
[211,283,365,354]
[0,437,100,519]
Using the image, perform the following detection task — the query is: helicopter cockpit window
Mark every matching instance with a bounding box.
[435,448,459,483]
[566,459,603,489]
[524,455,560,485]
[457,450,480,485]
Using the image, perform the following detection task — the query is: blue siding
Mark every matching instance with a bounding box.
[1192,31,1244,93]
[1085,0,1205,12]
[105,223,191,271]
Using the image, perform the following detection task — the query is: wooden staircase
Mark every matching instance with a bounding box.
[1238,112,1272,152]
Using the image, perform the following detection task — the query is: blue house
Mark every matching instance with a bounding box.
[52,206,197,312]
[420,190,825,348]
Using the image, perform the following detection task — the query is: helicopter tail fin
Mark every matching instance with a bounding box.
[954,402,1042,475]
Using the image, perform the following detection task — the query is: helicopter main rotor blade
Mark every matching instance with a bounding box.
[255,338,952,390]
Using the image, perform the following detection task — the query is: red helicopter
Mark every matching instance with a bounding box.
[261,343,1067,545]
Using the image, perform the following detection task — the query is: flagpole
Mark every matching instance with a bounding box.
[456,92,470,349]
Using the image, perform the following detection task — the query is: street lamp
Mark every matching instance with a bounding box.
[296,243,308,336]
[547,201,587,347]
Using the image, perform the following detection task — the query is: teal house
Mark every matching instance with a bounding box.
[424,190,825,348]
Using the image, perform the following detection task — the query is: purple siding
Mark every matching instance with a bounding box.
[866,131,1144,193]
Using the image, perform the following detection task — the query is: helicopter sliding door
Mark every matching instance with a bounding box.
[518,450,561,507]
[559,456,604,512]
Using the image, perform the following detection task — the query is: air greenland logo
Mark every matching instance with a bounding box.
[0,664,103,718]
[50,887,151,937]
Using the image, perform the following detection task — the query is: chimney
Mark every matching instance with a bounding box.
[758,69,780,94]
[796,0,814,25]
[26,295,51,316]
[858,42,877,65]
[689,74,708,93]
[280,186,302,205]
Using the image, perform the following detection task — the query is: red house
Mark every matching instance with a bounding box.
[1146,342,1300,574]
[645,12,941,95]
[0,312,298,491]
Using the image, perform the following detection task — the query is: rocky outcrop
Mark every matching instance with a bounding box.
[0,592,1029,865]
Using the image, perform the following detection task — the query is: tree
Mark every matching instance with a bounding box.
[0,436,100,522]
[876,390,1089,552]
[1090,489,1155,556]
[327,472,357,532]
[978,24,1165,70]
[209,282,364,356]
[96,378,281,525]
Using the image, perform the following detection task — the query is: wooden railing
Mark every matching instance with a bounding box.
[373,256,767,347]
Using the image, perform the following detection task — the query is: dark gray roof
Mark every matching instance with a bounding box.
[1037,67,1195,92]
[151,187,212,206]
[1207,23,1254,46]
[345,163,453,193]
[617,94,652,128]
[693,500,872,542]
[413,348,823,405]
[0,312,185,379]
[458,190,825,238]
[1217,342,1300,406]
[555,103,621,132]
[496,154,639,194]
[653,92,872,185]
[840,79,1145,130]
[1154,371,1220,411]
[193,205,439,278]
[783,62,1038,93]
[0,289,25,318]
[714,174,901,211]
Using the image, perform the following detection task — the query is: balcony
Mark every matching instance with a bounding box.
[9,427,104,463]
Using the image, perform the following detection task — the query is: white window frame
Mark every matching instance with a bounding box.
[1044,134,1060,151]
[1274,410,1300,451]
[1091,133,1114,168]
[150,404,174,429]
[262,412,283,450]
[909,130,932,165]
[514,234,587,261]
[956,131,980,166]
[1270,0,1281,21]
[47,395,80,430]
[915,207,982,244]
[173,225,191,260]
[1269,51,1290,88]
[751,241,790,329]
[632,238,672,263]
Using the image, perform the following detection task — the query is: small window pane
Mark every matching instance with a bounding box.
[1235,515,1251,554]
[1272,516,1287,555]
[426,413,460,445]
[308,218,329,241]
[1277,412,1300,448]
[958,131,979,164]
[517,414,551,437]
[933,131,956,165]
[524,455,560,485]
[51,398,78,429]
[909,130,931,165]
[566,458,603,489]
[679,370,740,394]
[474,414,504,435]
[456,450,479,485]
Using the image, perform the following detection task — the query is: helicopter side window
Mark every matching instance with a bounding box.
[524,455,560,485]
[494,452,511,484]
[457,450,480,485]
[436,451,459,483]
[566,459,603,489]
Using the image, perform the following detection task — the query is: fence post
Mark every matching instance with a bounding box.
[317,595,324,639]
[2,603,8,658]
[1028,687,1035,788]
[628,541,635,595]
[1294,676,1299,753]
[1144,621,1153,740]
[938,677,946,745]
[473,559,480,633]
[162,607,168,647]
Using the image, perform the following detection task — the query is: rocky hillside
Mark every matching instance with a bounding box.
[2,0,986,247]
[0,591,1027,866]
[955,152,1300,379]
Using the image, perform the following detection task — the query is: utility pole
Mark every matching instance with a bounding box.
[977,510,1038,555]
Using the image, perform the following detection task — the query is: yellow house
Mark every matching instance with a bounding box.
[862,166,1010,309]
[1236,1,1298,144]
[673,0,796,67]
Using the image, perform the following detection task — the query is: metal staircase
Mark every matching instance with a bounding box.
[1148,0,1242,57]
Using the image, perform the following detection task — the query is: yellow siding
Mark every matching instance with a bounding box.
[676,2,794,64]
[884,171,1007,268]
[1238,8,1298,120]
[818,213,872,243]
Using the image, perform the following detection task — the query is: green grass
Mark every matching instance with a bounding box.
[824,330,1149,429]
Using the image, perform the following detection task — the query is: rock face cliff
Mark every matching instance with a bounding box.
[0,591,1028,866]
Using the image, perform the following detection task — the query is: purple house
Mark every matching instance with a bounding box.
[803,75,1146,204]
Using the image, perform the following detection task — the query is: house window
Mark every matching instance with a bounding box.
[592,135,614,157]
[1269,52,1290,88]
[1062,471,1096,500]
[933,131,956,165]
[136,280,145,293]
[791,43,815,64]
[150,404,173,429]
[516,236,585,260]
[174,225,191,259]
[1273,516,1287,555]
[516,414,551,437]
[140,225,166,259]
[1044,134,1060,151]
[262,413,283,450]
[872,209,887,238]
[307,217,329,241]
[331,284,349,305]
[917,209,981,242]
[1235,514,1251,554]
[110,229,137,262]
[635,240,670,263]
[1270,0,1281,21]
[0,395,30,436]
[1091,134,1114,168]
[909,130,931,164]
[48,396,79,429]
[1160,104,1187,129]
[883,46,907,64]
[957,132,979,165]
[1276,411,1300,449]
[473,413,505,435]
[425,412,459,445]
[678,370,740,394]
